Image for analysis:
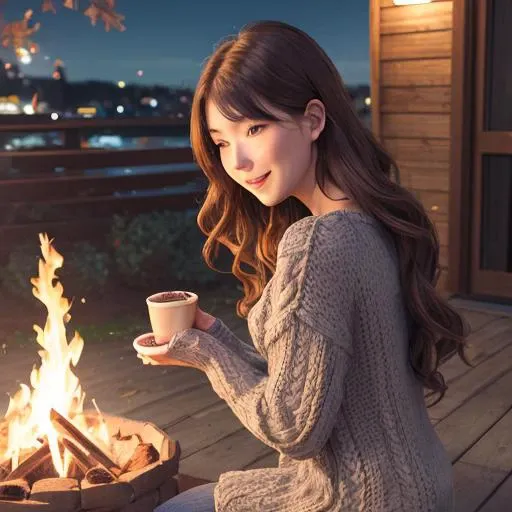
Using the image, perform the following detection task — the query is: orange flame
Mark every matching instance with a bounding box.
[2,234,107,476]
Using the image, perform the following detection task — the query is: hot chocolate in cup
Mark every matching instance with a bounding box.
[146,291,198,344]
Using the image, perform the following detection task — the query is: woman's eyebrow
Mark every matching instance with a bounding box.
[209,119,253,135]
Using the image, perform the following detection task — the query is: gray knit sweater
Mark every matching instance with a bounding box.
[168,210,453,511]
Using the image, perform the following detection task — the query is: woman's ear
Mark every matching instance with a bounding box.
[303,99,326,142]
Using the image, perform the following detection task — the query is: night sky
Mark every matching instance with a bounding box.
[1,0,370,87]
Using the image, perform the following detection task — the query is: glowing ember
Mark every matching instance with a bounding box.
[1,234,108,476]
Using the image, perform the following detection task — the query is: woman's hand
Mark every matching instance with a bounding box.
[136,305,215,368]
[137,353,196,368]
[194,306,216,331]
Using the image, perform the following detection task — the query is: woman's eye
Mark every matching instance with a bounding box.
[248,124,266,136]
[214,124,265,148]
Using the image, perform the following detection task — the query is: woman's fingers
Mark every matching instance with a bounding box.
[194,306,216,331]
[137,352,195,368]
[137,353,158,365]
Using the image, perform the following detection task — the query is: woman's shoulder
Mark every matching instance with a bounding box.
[272,211,378,341]
[274,210,378,306]
[278,209,378,259]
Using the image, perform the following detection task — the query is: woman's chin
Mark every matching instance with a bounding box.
[258,197,280,207]
[253,191,287,208]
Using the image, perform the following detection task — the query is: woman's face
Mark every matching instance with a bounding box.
[206,99,322,207]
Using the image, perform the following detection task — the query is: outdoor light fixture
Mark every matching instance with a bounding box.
[393,0,432,5]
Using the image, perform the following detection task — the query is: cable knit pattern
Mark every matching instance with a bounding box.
[206,318,268,373]
[167,210,453,511]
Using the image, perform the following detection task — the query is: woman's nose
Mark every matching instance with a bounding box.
[232,144,253,172]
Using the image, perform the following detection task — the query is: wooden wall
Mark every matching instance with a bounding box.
[370,0,454,292]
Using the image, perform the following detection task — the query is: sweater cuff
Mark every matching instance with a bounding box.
[167,328,215,371]
[205,316,224,338]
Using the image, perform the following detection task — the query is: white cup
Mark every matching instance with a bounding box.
[146,291,198,344]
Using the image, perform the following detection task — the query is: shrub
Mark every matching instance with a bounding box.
[60,241,111,297]
[0,240,110,301]
[0,243,40,301]
[110,210,218,289]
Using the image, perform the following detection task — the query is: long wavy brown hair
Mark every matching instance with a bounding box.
[190,20,469,401]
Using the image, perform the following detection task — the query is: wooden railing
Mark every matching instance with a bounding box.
[0,117,205,256]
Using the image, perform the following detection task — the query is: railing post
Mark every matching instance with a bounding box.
[64,128,81,150]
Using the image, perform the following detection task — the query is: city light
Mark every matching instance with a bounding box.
[0,95,21,115]
[365,97,372,106]
[17,48,32,65]
[23,105,35,115]
[137,70,144,77]
[116,105,125,114]
[0,103,20,114]
[149,98,158,108]
[51,112,59,120]
[118,81,126,89]
[77,106,97,118]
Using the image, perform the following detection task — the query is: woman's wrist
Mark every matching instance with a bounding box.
[205,316,222,336]
[195,311,218,332]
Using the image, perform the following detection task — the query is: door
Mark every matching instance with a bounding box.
[470,0,512,299]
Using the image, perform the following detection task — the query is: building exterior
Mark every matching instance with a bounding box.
[370,0,512,302]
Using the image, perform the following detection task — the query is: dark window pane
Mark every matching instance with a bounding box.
[485,0,512,131]
[480,155,512,272]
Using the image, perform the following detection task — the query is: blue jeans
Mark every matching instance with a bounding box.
[155,483,217,512]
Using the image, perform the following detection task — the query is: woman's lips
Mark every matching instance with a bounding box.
[246,171,271,188]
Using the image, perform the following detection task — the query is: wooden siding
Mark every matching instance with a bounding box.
[380,0,447,7]
[380,2,453,33]
[371,0,455,293]
[381,30,452,60]
[381,59,452,86]
[381,87,451,113]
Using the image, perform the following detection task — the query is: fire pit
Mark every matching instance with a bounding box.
[0,235,181,511]
[0,413,180,511]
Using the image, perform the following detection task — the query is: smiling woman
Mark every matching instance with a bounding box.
[150,19,469,512]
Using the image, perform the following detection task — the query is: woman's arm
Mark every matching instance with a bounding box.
[206,317,268,373]
[168,312,351,459]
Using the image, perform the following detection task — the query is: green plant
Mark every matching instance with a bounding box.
[0,240,110,301]
[110,210,218,289]
[60,241,111,296]
[0,242,40,300]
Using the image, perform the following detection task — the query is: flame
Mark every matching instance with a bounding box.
[2,234,108,476]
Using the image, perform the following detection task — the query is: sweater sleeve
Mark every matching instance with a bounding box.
[167,217,358,459]
[206,317,268,374]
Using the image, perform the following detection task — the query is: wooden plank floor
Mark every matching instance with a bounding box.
[1,301,511,510]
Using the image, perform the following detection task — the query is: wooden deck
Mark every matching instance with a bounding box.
[1,300,511,510]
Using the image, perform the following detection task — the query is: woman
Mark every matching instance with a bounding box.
[149,20,468,512]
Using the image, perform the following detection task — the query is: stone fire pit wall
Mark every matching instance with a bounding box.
[0,414,180,512]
